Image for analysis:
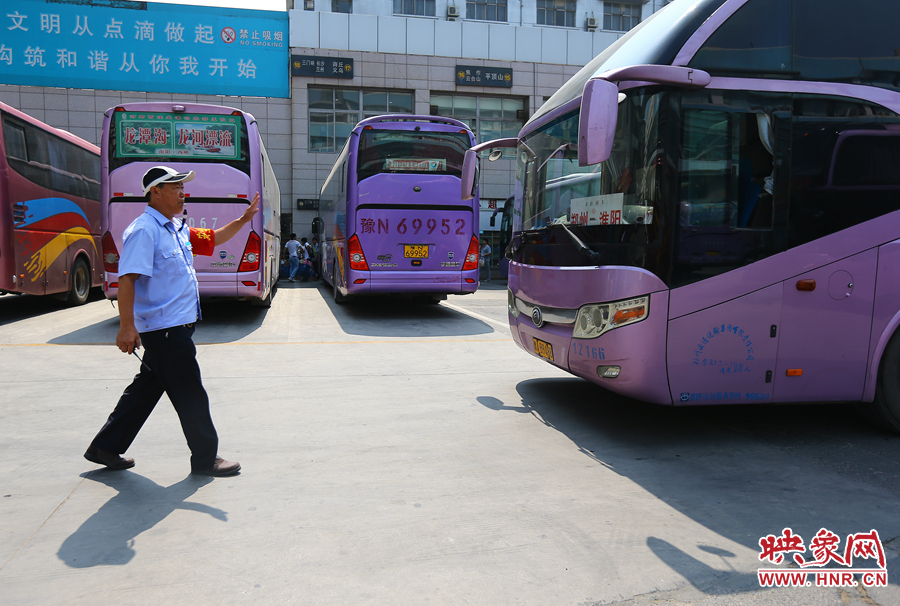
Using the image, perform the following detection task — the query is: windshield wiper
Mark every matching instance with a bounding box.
[549,218,602,263]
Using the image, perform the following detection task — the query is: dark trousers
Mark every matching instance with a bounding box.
[90,325,218,470]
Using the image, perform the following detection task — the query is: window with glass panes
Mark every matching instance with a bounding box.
[537,0,575,27]
[466,0,507,21]
[393,0,435,16]
[603,2,641,32]
[332,0,352,13]
[308,88,415,153]
[430,94,525,153]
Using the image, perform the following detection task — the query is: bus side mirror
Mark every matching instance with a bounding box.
[490,215,496,227]
[311,217,323,234]
[578,78,619,167]
[461,149,479,201]
[461,137,519,201]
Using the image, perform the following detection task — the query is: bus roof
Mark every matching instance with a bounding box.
[525,0,727,129]
[0,100,100,153]
[354,114,474,134]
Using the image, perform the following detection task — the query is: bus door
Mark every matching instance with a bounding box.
[667,284,782,405]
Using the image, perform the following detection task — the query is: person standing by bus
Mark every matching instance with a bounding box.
[480,238,492,282]
[284,233,302,282]
[84,166,258,477]
[299,236,315,281]
[311,237,321,279]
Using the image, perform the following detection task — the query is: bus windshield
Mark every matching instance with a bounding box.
[518,88,663,267]
[356,129,471,182]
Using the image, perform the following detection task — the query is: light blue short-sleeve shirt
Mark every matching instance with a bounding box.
[119,207,201,332]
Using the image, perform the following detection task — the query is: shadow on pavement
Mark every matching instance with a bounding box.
[0,288,105,326]
[57,471,222,568]
[47,299,269,346]
[314,284,495,338]
[479,377,900,595]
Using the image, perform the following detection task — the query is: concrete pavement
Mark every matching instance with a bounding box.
[0,283,898,605]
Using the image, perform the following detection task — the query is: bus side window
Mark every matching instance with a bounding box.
[3,119,27,161]
[788,94,900,249]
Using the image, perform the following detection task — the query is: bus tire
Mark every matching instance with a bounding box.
[66,257,91,306]
[863,330,900,433]
[333,260,346,304]
[253,286,274,308]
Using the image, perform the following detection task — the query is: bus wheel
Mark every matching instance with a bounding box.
[863,330,900,433]
[252,287,274,308]
[66,258,91,306]
[332,261,346,305]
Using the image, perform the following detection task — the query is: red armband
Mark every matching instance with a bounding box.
[189,227,216,256]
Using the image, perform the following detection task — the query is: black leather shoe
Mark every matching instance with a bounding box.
[192,456,241,477]
[84,446,135,470]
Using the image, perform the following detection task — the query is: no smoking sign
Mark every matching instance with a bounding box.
[221,27,236,43]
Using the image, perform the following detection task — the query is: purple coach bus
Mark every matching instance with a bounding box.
[463,0,900,431]
[100,103,281,306]
[320,115,480,303]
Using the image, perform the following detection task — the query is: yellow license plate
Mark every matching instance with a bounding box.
[533,337,554,362]
[404,245,429,258]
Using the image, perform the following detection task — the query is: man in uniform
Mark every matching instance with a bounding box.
[84,166,259,476]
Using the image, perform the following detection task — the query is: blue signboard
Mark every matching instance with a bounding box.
[0,0,288,98]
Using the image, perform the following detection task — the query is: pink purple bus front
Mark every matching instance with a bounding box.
[508,265,674,404]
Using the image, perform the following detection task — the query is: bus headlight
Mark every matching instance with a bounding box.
[573,296,649,339]
[508,288,520,318]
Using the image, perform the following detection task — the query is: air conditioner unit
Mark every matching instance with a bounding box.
[447,5,461,20]
[585,16,599,31]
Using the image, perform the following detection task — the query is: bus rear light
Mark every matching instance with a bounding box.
[574,296,649,339]
[113,192,134,197]
[786,369,803,376]
[102,231,119,272]
[239,232,261,272]
[109,282,118,288]
[354,279,366,284]
[242,281,256,286]
[466,278,476,283]
[462,235,480,271]
[348,234,369,271]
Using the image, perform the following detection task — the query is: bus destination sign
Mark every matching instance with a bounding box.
[291,55,354,79]
[115,112,241,160]
[456,65,512,88]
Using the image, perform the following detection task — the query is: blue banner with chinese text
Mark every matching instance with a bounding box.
[0,0,288,98]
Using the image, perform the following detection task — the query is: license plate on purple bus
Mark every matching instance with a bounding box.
[533,337,554,362]
[404,245,429,258]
